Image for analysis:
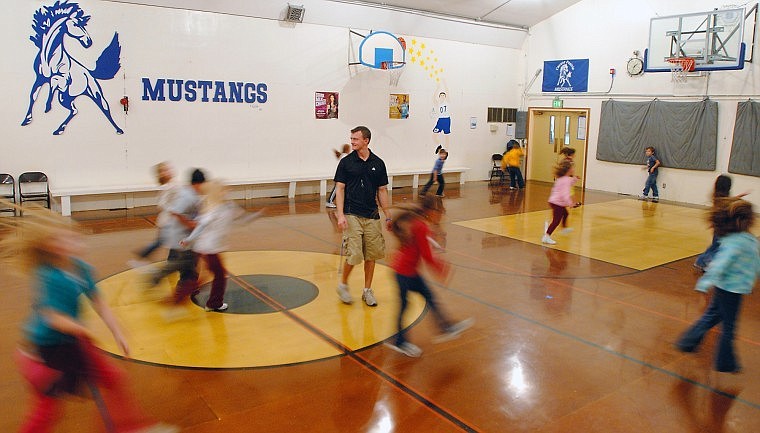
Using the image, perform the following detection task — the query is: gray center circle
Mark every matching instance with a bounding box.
[191,274,319,314]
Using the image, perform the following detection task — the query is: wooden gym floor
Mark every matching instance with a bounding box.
[2,181,760,432]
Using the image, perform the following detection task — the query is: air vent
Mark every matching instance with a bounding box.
[285,4,305,23]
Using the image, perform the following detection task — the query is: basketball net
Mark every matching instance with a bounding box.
[666,57,695,84]
[381,61,404,87]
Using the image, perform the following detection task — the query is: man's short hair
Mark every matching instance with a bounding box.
[351,126,371,143]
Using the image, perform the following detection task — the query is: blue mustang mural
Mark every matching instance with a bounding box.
[21,1,123,135]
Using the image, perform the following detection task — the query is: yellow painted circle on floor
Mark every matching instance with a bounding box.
[83,251,426,368]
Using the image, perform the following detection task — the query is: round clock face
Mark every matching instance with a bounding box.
[627,57,644,76]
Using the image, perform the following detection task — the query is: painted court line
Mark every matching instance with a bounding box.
[228,274,481,433]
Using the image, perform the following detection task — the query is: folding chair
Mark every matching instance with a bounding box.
[0,174,16,215]
[19,171,51,210]
[489,154,505,185]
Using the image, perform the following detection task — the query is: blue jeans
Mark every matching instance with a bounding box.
[394,274,451,345]
[506,166,525,188]
[676,287,743,372]
[420,173,445,196]
[695,234,720,269]
[643,173,658,197]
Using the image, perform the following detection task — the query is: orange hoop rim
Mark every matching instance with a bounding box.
[666,57,696,72]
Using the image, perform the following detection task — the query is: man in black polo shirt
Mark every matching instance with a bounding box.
[334,126,392,306]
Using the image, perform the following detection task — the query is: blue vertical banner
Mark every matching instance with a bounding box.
[542,59,589,92]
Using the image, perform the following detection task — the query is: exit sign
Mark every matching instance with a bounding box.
[552,98,563,108]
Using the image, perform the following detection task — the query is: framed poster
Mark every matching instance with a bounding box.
[316,92,338,119]
[389,94,409,119]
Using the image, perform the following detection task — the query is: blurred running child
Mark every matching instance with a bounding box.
[327,144,351,208]
[129,162,178,268]
[0,203,178,433]
[694,174,749,271]
[559,146,576,164]
[180,179,265,312]
[420,147,448,197]
[676,198,760,373]
[542,161,579,245]
[386,194,473,357]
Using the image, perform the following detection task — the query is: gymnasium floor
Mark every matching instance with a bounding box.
[2,181,760,433]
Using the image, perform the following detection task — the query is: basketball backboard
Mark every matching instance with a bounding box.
[348,30,406,69]
[644,7,755,72]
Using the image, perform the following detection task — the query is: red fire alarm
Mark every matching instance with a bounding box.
[120,96,129,113]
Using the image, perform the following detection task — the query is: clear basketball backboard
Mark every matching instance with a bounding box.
[644,7,753,72]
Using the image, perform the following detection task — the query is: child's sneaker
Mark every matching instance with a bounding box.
[541,234,556,245]
[204,303,229,312]
[433,318,474,343]
[638,195,648,200]
[652,197,659,203]
[386,341,422,357]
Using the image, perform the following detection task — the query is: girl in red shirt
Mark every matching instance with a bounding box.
[387,195,472,357]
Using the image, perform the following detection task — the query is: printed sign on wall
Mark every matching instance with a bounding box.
[315,92,338,119]
[389,94,409,119]
[542,59,589,92]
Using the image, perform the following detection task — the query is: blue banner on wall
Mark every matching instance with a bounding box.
[542,59,589,92]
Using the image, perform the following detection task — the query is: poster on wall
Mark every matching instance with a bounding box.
[542,59,589,92]
[389,94,410,119]
[315,92,338,119]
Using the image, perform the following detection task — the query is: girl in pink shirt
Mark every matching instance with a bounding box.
[543,161,578,245]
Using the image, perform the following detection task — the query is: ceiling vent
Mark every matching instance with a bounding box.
[285,4,305,23]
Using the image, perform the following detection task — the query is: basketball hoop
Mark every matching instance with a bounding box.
[666,57,695,83]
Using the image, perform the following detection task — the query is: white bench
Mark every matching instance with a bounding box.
[50,167,469,216]
[387,166,469,189]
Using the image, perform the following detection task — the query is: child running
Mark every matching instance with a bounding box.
[128,161,178,268]
[0,202,178,433]
[180,179,264,312]
[386,194,473,357]
[694,174,749,272]
[542,161,579,245]
[676,198,760,373]
[419,146,448,197]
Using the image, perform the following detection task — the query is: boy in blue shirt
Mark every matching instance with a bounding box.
[640,146,661,202]
[420,147,448,197]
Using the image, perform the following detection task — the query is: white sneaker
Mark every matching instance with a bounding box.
[326,202,337,208]
[542,234,557,245]
[560,227,574,235]
[638,195,648,200]
[337,283,353,304]
[204,303,228,312]
[386,341,422,357]
[433,318,474,343]
[362,288,378,306]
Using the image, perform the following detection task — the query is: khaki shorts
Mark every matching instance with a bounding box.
[344,215,385,265]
